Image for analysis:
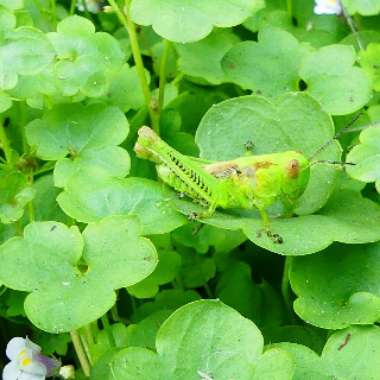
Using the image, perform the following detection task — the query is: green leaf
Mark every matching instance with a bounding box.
[299,44,372,115]
[290,243,380,329]
[54,146,130,188]
[127,249,181,298]
[104,64,150,112]
[252,348,294,380]
[0,216,158,332]
[28,175,70,223]
[321,325,380,379]
[130,0,263,43]
[178,248,216,288]
[216,261,262,322]
[346,126,380,192]
[0,0,23,9]
[126,310,172,350]
[342,0,380,15]
[176,188,380,255]
[222,27,305,96]
[46,15,125,98]
[0,168,35,224]
[264,325,326,354]
[0,27,55,90]
[57,176,187,235]
[0,90,12,113]
[26,103,128,160]
[111,300,265,380]
[176,29,240,85]
[26,103,129,187]
[132,289,201,321]
[359,43,380,91]
[172,223,246,254]
[275,326,380,379]
[196,93,341,215]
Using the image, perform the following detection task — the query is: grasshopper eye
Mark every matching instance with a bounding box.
[287,159,300,178]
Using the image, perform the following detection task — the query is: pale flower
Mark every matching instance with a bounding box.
[76,0,104,14]
[314,0,342,15]
[2,337,60,380]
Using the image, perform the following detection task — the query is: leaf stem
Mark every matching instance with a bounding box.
[158,39,171,112]
[342,5,364,50]
[50,0,57,27]
[70,330,91,377]
[287,0,292,19]
[79,329,93,365]
[101,314,116,347]
[108,0,160,133]
[70,0,76,15]
[281,257,296,323]
[0,123,12,163]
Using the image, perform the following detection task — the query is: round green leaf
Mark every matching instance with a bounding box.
[176,29,240,85]
[104,64,150,112]
[130,0,262,43]
[290,243,380,329]
[0,168,35,224]
[0,90,12,112]
[111,300,265,380]
[0,216,158,332]
[46,16,125,98]
[83,215,158,289]
[346,126,380,191]
[175,188,380,255]
[0,27,55,90]
[321,326,380,379]
[299,44,372,115]
[54,146,130,188]
[26,103,129,160]
[342,0,380,15]
[196,93,340,215]
[57,176,187,235]
[0,221,82,292]
[222,27,305,96]
[359,43,380,91]
[127,250,181,298]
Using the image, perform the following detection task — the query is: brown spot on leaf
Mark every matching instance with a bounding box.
[338,333,351,351]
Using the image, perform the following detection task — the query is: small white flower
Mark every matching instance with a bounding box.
[76,0,104,14]
[59,365,75,379]
[314,0,342,15]
[2,337,59,380]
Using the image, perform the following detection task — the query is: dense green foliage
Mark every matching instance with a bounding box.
[1,0,380,379]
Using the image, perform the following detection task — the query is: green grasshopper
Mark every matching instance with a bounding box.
[134,126,313,243]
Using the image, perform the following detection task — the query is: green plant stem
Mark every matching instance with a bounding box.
[101,314,116,347]
[342,6,364,50]
[204,283,213,298]
[70,0,76,14]
[108,0,160,133]
[0,123,12,163]
[70,330,91,377]
[50,0,57,27]
[158,39,171,112]
[281,257,296,324]
[27,174,35,222]
[79,330,93,365]
[287,0,292,19]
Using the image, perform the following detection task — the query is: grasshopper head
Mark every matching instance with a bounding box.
[134,126,161,163]
[281,152,310,201]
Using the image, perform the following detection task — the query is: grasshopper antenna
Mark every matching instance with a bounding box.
[308,111,364,163]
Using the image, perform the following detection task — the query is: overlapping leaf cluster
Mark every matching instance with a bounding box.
[1,0,380,379]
